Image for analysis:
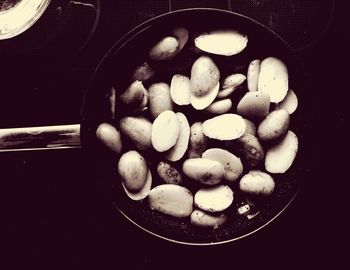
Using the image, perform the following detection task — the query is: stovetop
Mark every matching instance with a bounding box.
[1,0,347,268]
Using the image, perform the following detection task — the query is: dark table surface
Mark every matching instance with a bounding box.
[1,0,347,268]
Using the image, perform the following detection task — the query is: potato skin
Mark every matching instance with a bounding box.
[237,133,265,167]
[149,36,179,61]
[258,109,290,141]
[188,122,208,158]
[148,83,173,119]
[118,151,148,192]
[119,116,152,150]
[157,161,182,185]
[96,123,122,154]
[239,170,275,196]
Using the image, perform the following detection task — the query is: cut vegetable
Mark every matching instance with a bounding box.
[170,74,191,105]
[122,169,152,201]
[194,30,248,56]
[191,82,220,110]
[277,89,298,114]
[194,185,234,212]
[247,59,261,92]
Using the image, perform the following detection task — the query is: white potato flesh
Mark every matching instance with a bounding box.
[122,169,152,201]
[190,56,220,97]
[194,185,234,212]
[152,110,180,152]
[172,27,189,52]
[277,89,298,114]
[96,123,122,154]
[202,148,243,182]
[148,184,193,218]
[149,36,179,61]
[170,74,191,105]
[237,91,270,120]
[258,57,289,103]
[205,98,232,114]
[194,30,248,56]
[182,158,225,185]
[202,113,246,140]
[190,209,227,228]
[265,130,298,173]
[191,82,220,110]
[247,59,261,92]
[239,170,275,196]
[165,112,190,162]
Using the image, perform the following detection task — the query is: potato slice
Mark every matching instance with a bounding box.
[165,112,190,161]
[149,36,179,61]
[151,110,180,152]
[202,113,246,140]
[190,56,220,97]
[148,184,193,218]
[237,91,270,120]
[258,57,289,103]
[239,170,275,196]
[120,116,152,150]
[202,148,243,182]
[205,98,232,114]
[194,185,234,212]
[182,158,224,185]
[122,169,152,201]
[170,74,191,105]
[190,210,227,228]
[96,123,122,154]
[247,59,261,92]
[265,130,298,173]
[277,89,298,114]
[194,30,248,56]
[217,73,246,99]
[191,82,220,110]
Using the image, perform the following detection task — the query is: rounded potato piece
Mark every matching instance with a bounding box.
[132,62,155,81]
[148,184,193,218]
[182,158,224,185]
[205,98,232,114]
[243,118,257,136]
[96,123,122,154]
[151,110,180,152]
[170,74,191,106]
[258,109,290,141]
[237,91,270,120]
[122,169,152,201]
[258,57,288,103]
[165,112,190,162]
[119,116,152,150]
[202,148,243,182]
[149,36,179,61]
[190,210,227,228]
[237,133,265,167]
[188,122,208,158]
[157,161,182,185]
[120,80,146,106]
[194,185,234,212]
[265,130,298,173]
[247,59,261,92]
[172,27,189,52]
[190,56,220,97]
[239,170,275,196]
[191,82,220,110]
[118,150,148,192]
[149,82,173,119]
[277,89,298,114]
[194,30,248,56]
[217,73,246,99]
[202,113,246,140]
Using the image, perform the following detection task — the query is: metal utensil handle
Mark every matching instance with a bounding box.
[0,124,81,152]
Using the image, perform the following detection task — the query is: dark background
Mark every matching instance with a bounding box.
[1,0,347,268]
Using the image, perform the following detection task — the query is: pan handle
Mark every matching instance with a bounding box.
[0,124,81,152]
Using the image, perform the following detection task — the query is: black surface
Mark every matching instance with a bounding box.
[1,0,347,268]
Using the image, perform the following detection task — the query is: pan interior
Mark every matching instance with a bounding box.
[84,9,310,245]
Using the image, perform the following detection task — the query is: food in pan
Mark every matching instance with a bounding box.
[97,26,299,229]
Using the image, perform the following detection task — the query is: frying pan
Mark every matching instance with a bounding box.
[0,8,315,245]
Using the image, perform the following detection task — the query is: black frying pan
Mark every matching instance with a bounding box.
[0,8,314,245]
[81,8,314,245]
